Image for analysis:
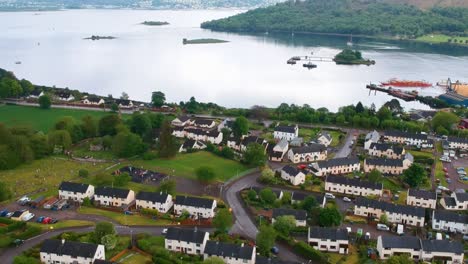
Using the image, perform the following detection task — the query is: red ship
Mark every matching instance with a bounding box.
[381,78,432,88]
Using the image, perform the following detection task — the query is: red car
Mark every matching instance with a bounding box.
[297,164,307,170]
[443,168,448,172]
[42,217,52,224]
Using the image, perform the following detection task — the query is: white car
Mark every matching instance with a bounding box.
[377,224,389,231]
[162,228,168,235]
[437,185,449,191]
[346,227,352,233]
[22,213,35,222]
[324,193,335,199]
[343,197,351,202]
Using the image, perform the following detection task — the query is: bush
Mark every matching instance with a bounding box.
[293,241,329,263]
[142,152,157,160]
[78,169,89,178]
[140,208,159,217]
[13,226,41,240]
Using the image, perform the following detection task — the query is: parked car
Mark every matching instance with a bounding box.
[377,224,390,231]
[17,196,30,205]
[271,246,279,254]
[460,176,468,181]
[397,224,404,236]
[357,228,363,237]
[446,179,452,184]
[22,213,35,222]
[324,193,335,199]
[343,197,351,202]
[6,212,13,218]
[50,218,59,224]
[457,171,466,176]
[42,217,52,224]
[364,232,371,240]
[437,185,449,191]
[36,216,45,223]
[346,227,352,233]
[162,228,168,235]
[436,233,443,240]
[13,239,24,247]
[0,210,9,217]
[443,167,448,172]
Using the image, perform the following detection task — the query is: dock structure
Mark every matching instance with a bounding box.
[366,84,417,101]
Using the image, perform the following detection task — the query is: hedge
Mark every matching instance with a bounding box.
[293,241,329,263]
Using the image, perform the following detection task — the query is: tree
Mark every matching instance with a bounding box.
[203,257,225,264]
[367,169,383,183]
[377,106,392,121]
[19,79,34,95]
[30,133,50,159]
[0,181,12,202]
[318,207,342,227]
[48,130,72,151]
[243,143,267,167]
[385,254,413,264]
[130,112,152,138]
[152,91,166,107]
[93,222,115,243]
[403,163,426,188]
[301,195,318,211]
[220,147,234,159]
[273,215,296,236]
[112,132,146,158]
[79,169,89,178]
[38,95,51,109]
[101,234,118,250]
[114,172,131,187]
[82,197,92,207]
[355,102,364,113]
[212,208,233,233]
[436,126,449,136]
[98,115,121,136]
[232,116,249,138]
[247,189,257,201]
[157,179,176,195]
[120,92,129,100]
[432,111,459,132]
[0,77,22,98]
[110,103,119,112]
[380,213,388,225]
[80,115,97,138]
[196,166,217,183]
[55,116,83,143]
[256,225,277,256]
[158,120,177,158]
[259,188,276,204]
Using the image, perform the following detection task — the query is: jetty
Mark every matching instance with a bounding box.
[366,84,417,101]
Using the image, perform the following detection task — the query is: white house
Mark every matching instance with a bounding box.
[136,191,173,213]
[55,92,75,102]
[273,125,298,141]
[240,136,267,152]
[174,196,217,219]
[354,197,425,227]
[364,153,413,175]
[227,137,242,151]
[368,143,405,159]
[364,130,380,150]
[172,116,193,127]
[40,239,105,264]
[94,187,135,208]
[311,157,360,177]
[325,175,383,197]
[179,139,206,153]
[268,139,289,162]
[376,236,421,261]
[406,189,437,209]
[28,89,44,99]
[217,118,234,132]
[432,210,468,234]
[204,241,256,264]
[316,132,332,147]
[115,99,134,109]
[165,227,210,255]
[308,227,349,254]
[287,144,327,164]
[185,128,223,145]
[280,165,306,186]
[384,131,429,148]
[193,119,216,129]
[420,239,464,264]
[58,181,94,203]
[447,136,468,150]
[440,192,468,211]
[272,208,307,227]
[82,97,105,105]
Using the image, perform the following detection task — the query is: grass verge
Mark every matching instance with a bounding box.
[29,220,94,230]
[78,207,171,226]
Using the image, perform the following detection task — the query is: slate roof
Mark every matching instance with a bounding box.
[59,181,90,193]
[309,227,348,240]
[355,197,425,217]
[242,136,265,147]
[194,119,214,126]
[176,115,191,123]
[282,165,302,177]
[87,97,102,103]
[95,187,130,199]
[274,139,289,150]
[204,241,254,260]
[274,125,296,134]
[326,175,382,190]
[365,130,380,142]
[56,92,73,99]
[318,132,332,141]
[182,139,196,149]
[421,240,463,254]
[255,256,300,264]
[115,99,132,106]
[165,227,207,244]
[317,157,360,168]
[40,239,100,258]
[380,236,421,249]
[369,143,404,155]
[175,196,215,209]
[290,144,326,155]
[447,136,468,144]
[11,211,24,218]
[408,189,436,200]
[385,131,428,140]
[455,192,468,202]
[30,89,42,96]
[365,158,403,167]
[136,191,169,204]
[442,197,457,207]
[433,210,468,223]
[272,208,307,221]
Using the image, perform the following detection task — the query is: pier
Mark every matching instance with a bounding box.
[366,84,417,101]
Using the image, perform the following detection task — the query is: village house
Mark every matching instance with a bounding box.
[290,192,326,208]
[354,197,425,227]
[240,136,267,152]
[81,97,105,105]
[193,118,216,129]
[440,192,468,211]
[420,239,464,264]
[267,139,289,162]
[174,128,223,145]
[174,196,217,219]
[179,139,207,152]
[364,130,381,150]
[40,239,105,264]
[217,118,234,132]
[27,89,44,99]
[316,132,332,147]
[363,153,413,175]
[272,208,307,227]
[55,92,75,102]
[273,125,298,141]
[172,116,193,127]
[368,143,405,159]
[287,143,327,164]
[136,191,173,213]
[58,181,95,203]
[409,110,436,123]
[447,136,468,150]
[115,99,134,109]
[308,227,349,254]
[406,189,437,209]
[310,157,360,177]
[165,227,210,255]
[203,241,256,264]
[94,187,135,208]
[383,131,429,148]
[325,175,383,197]
[432,210,468,234]
[227,136,242,151]
[280,165,306,186]
[376,236,421,261]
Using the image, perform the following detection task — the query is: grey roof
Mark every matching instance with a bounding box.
[408,189,436,200]
[318,132,332,141]
[204,241,254,260]
[433,210,468,224]
[365,130,380,142]
[176,115,191,122]
[455,192,468,202]
[194,118,214,126]
[274,125,296,134]
[290,143,326,154]
[282,165,302,177]
[256,256,300,264]
[272,208,307,221]
[317,157,360,168]
[175,196,215,209]
[182,139,196,149]
[242,136,265,147]
[447,136,468,144]
[136,192,169,204]
[165,227,207,244]
[275,139,289,149]
[95,187,130,199]
[59,181,90,193]
[326,175,382,190]
[442,197,457,207]
[421,240,463,254]
[385,131,428,140]
[369,143,404,155]
[11,211,24,218]
[309,227,348,240]
[40,239,100,258]
[365,158,403,167]
[29,89,43,96]
[355,197,425,217]
[380,236,421,249]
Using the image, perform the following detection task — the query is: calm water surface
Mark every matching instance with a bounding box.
[1,9,467,111]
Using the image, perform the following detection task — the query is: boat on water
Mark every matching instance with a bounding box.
[303,62,317,69]
[15,61,21,65]
[287,59,296,65]
[381,78,432,88]
[292,56,301,61]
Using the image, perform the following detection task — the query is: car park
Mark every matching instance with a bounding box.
[343,197,351,202]
[377,224,389,231]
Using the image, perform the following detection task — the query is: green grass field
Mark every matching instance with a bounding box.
[29,220,94,230]
[435,159,448,187]
[78,207,171,226]
[116,251,153,264]
[0,104,114,132]
[328,131,344,147]
[416,34,468,45]
[130,151,249,181]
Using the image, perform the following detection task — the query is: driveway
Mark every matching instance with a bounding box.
[445,158,468,190]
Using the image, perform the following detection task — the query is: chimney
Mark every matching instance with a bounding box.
[241,243,244,247]
[61,239,65,245]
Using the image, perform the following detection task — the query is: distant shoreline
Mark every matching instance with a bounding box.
[182,38,229,45]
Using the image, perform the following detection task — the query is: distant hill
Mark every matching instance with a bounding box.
[376,0,468,9]
[201,0,468,39]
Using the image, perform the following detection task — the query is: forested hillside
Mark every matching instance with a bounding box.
[201,0,468,38]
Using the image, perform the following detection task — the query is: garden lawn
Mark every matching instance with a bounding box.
[435,159,448,187]
[382,177,402,193]
[409,150,433,158]
[117,251,152,264]
[328,130,344,147]
[416,34,468,45]
[0,104,117,132]
[298,128,320,142]
[78,207,171,226]
[29,220,94,230]
[131,151,249,181]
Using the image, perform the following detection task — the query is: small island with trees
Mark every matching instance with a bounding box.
[333,49,375,65]
[182,38,229,45]
[141,21,170,26]
[84,35,116,40]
